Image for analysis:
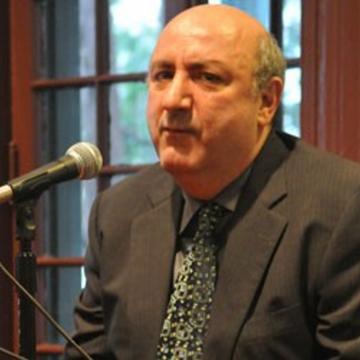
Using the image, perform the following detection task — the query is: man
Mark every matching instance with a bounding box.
[65,4,360,359]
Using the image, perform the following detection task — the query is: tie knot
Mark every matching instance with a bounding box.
[197,203,226,235]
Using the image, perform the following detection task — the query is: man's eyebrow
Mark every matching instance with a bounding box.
[189,60,225,67]
[150,59,225,68]
[149,60,174,71]
[188,61,229,74]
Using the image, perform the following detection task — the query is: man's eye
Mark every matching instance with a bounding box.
[152,70,173,82]
[200,72,223,84]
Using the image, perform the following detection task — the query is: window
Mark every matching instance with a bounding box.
[26,0,302,357]
[33,0,163,356]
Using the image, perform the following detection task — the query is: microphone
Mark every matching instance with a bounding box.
[0,142,103,204]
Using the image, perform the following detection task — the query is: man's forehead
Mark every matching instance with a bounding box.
[168,16,239,38]
[156,16,242,48]
[151,11,263,63]
[150,42,237,70]
[150,27,254,69]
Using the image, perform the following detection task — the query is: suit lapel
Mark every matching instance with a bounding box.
[127,172,182,358]
[204,185,288,359]
[204,131,293,359]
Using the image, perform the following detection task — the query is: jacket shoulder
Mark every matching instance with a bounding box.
[95,163,176,217]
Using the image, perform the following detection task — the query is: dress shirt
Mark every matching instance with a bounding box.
[173,169,251,282]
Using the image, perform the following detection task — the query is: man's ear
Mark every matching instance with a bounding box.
[257,76,284,127]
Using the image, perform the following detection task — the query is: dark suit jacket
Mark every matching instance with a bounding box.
[65,131,360,359]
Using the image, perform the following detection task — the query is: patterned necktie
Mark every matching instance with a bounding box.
[157,203,226,359]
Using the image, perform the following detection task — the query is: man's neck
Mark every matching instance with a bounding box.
[172,164,249,200]
[169,126,272,200]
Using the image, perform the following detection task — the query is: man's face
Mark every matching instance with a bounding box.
[147,19,265,182]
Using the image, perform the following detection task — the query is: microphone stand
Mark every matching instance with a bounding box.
[15,199,37,360]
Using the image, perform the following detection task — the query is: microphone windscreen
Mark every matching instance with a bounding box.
[66,142,103,179]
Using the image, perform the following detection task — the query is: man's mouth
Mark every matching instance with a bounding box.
[160,126,195,134]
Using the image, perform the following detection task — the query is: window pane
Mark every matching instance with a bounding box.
[109,0,163,73]
[282,67,301,137]
[110,82,158,165]
[37,267,82,345]
[282,0,301,58]
[207,0,270,29]
[35,0,96,78]
[36,87,97,257]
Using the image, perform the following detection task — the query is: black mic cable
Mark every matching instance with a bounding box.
[0,259,94,360]
[0,347,29,360]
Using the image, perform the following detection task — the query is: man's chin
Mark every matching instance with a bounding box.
[159,156,195,176]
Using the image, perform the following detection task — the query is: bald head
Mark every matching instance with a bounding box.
[153,4,285,93]
[156,5,266,66]
[163,4,266,40]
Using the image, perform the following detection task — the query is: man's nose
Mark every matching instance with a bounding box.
[162,74,192,110]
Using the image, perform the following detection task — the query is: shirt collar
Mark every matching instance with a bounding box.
[179,168,251,233]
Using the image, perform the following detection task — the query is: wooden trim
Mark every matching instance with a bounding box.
[318,0,360,160]
[9,0,35,353]
[0,0,15,352]
[271,0,283,47]
[36,342,64,355]
[301,0,319,145]
[336,1,360,161]
[301,0,360,162]
[31,72,147,90]
[96,0,111,191]
[37,256,84,267]
[11,1,36,174]
[287,58,300,68]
